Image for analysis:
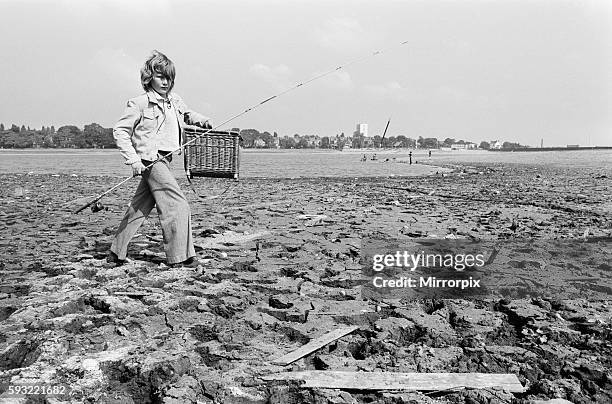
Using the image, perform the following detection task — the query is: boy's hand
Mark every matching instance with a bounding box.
[131,161,146,176]
[184,112,213,129]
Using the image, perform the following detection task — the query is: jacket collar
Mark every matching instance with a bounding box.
[147,90,175,106]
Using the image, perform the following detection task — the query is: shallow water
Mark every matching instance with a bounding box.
[430,149,612,170]
[0,148,610,178]
[0,149,435,178]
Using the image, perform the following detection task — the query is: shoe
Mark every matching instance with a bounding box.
[169,256,206,269]
[107,251,127,267]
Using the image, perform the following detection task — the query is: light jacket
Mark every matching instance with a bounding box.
[113,91,211,164]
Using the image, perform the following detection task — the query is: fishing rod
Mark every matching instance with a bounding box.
[74,40,411,214]
[380,116,391,147]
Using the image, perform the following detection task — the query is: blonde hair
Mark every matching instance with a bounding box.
[140,50,176,92]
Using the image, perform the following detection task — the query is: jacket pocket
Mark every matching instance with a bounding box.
[142,108,157,120]
[139,108,158,131]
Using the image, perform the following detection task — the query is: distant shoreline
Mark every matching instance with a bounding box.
[2,146,611,153]
[490,146,612,152]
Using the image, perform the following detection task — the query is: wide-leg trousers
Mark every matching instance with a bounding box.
[110,155,195,264]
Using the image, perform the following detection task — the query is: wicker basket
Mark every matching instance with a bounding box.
[183,127,241,179]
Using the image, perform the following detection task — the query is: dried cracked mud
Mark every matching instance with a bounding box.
[0,162,610,403]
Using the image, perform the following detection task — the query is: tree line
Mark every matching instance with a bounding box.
[0,123,115,149]
[0,123,527,150]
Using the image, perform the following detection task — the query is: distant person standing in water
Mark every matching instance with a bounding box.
[108,50,212,268]
[409,150,413,165]
[428,150,432,158]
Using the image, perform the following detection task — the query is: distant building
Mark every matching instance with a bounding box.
[305,135,321,148]
[352,124,370,149]
[490,140,503,150]
[355,123,368,137]
[253,138,266,148]
[451,142,477,150]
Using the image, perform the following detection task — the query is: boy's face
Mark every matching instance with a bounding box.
[151,72,171,96]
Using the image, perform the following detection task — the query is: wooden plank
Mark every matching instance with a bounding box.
[271,326,359,366]
[262,371,524,393]
[113,291,150,297]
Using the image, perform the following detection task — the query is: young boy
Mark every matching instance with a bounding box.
[108,50,212,268]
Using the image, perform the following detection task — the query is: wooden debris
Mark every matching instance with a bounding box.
[262,371,525,393]
[194,230,272,250]
[271,326,359,366]
[113,291,151,297]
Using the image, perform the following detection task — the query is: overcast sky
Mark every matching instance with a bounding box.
[0,0,610,146]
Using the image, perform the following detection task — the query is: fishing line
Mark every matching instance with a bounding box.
[74,40,411,214]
